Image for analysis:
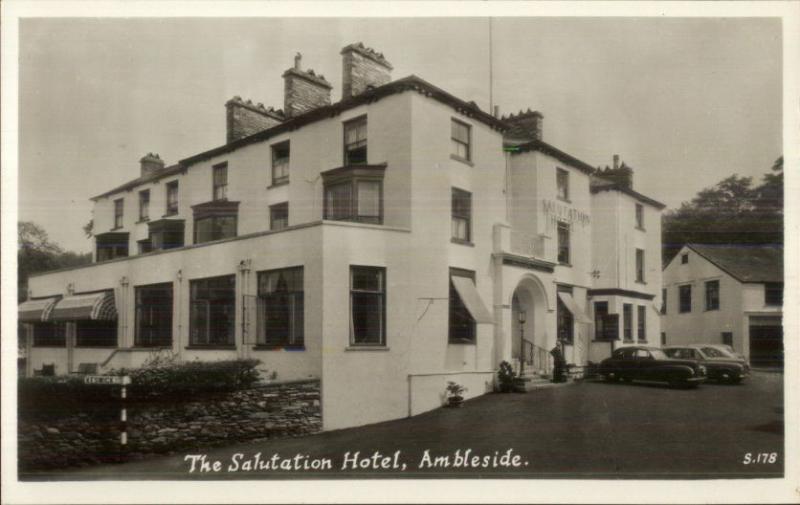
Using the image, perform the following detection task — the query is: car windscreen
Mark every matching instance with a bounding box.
[702,347,729,358]
[650,349,669,360]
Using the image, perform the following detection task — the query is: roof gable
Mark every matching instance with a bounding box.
[687,244,783,283]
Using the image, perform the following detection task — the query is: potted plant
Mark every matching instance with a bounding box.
[497,360,516,393]
[445,381,467,407]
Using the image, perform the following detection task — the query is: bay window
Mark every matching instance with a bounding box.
[322,164,385,224]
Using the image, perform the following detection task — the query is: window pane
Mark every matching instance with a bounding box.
[136,283,173,347]
[557,222,570,264]
[451,120,469,143]
[76,320,118,347]
[352,267,383,292]
[357,181,381,218]
[325,183,352,220]
[351,292,383,344]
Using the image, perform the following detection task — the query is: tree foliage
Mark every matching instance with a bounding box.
[662,158,784,264]
[18,221,91,301]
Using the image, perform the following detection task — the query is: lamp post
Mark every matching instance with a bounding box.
[518,310,527,376]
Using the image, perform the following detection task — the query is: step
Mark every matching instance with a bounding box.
[512,376,568,392]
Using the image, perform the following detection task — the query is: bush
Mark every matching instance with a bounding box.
[497,360,516,393]
[18,358,263,417]
[112,358,263,399]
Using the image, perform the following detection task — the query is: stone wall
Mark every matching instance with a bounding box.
[18,380,321,471]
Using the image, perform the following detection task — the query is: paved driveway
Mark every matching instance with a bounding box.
[24,372,783,480]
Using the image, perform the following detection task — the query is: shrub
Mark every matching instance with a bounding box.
[111,358,263,399]
[497,360,516,393]
[18,358,263,417]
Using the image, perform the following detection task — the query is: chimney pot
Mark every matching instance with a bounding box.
[294,52,302,70]
[613,154,620,170]
[283,54,333,118]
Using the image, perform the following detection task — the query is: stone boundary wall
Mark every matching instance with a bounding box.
[18,380,321,471]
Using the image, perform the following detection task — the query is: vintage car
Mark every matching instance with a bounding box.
[663,345,750,384]
[598,346,707,388]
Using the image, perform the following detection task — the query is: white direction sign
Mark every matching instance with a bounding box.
[84,375,131,385]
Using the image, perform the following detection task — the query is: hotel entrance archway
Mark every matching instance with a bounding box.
[511,275,551,375]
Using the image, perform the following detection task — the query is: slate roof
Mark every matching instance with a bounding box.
[91,74,507,201]
[91,164,184,201]
[686,244,783,283]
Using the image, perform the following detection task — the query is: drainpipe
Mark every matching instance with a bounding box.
[66,282,75,373]
[175,270,182,354]
[25,323,33,377]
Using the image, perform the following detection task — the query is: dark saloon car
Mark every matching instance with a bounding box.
[599,346,707,388]
[663,345,750,384]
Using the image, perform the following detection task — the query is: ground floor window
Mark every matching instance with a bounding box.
[593,301,608,340]
[637,305,646,342]
[257,267,304,347]
[32,322,66,347]
[557,286,574,344]
[350,266,385,346]
[190,275,236,347]
[449,268,476,344]
[661,332,667,346]
[623,304,633,342]
[76,320,117,347]
[135,283,173,347]
[722,331,733,348]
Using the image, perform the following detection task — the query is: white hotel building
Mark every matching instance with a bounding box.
[19,43,665,430]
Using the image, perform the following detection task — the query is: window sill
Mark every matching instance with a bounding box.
[448,340,477,346]
[450,154,474,167]
[163,212,179,218]
[345,346,390,351]
[253,345,305,351]
[268,180,289,189]
[184,345,236,350]
[635,280,647,285]
[679,311,692,314]
[31,345,67,348]
[636,227,646,232]
[75,345,118,349]
[136,219,150,224]
[704,308,720,312]
[637,340,648,344]
[557,196,571,204]
[131,345,172,350]
[558,262,572,268]
[109,227,124,232]
[450,238,474,247]
[592,339,620,343]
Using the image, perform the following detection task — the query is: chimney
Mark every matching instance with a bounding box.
[282,52,332,118]
[597,159,634,189]
[140,153,164,177]
[503,109,543,141]
[341,42,393,99]
[225,96,284,143]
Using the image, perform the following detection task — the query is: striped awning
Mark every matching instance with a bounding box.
[18,297,59,322]
[557,292,593,324]
[51,291,117,321]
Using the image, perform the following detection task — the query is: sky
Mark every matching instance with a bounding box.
[18,17,782,253]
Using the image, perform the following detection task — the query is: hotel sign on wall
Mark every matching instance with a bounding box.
[542,199,591,230]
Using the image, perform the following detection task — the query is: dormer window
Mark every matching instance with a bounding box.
[343,116,367,165]
[322,164,385,225]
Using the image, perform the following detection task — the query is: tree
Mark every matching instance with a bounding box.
[18,221,92,301]
[662,158,784,264]
[83,219,94,238]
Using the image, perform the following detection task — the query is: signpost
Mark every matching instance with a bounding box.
[84,375,131,451]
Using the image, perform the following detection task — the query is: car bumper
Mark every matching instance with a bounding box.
[685,376,707,383]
